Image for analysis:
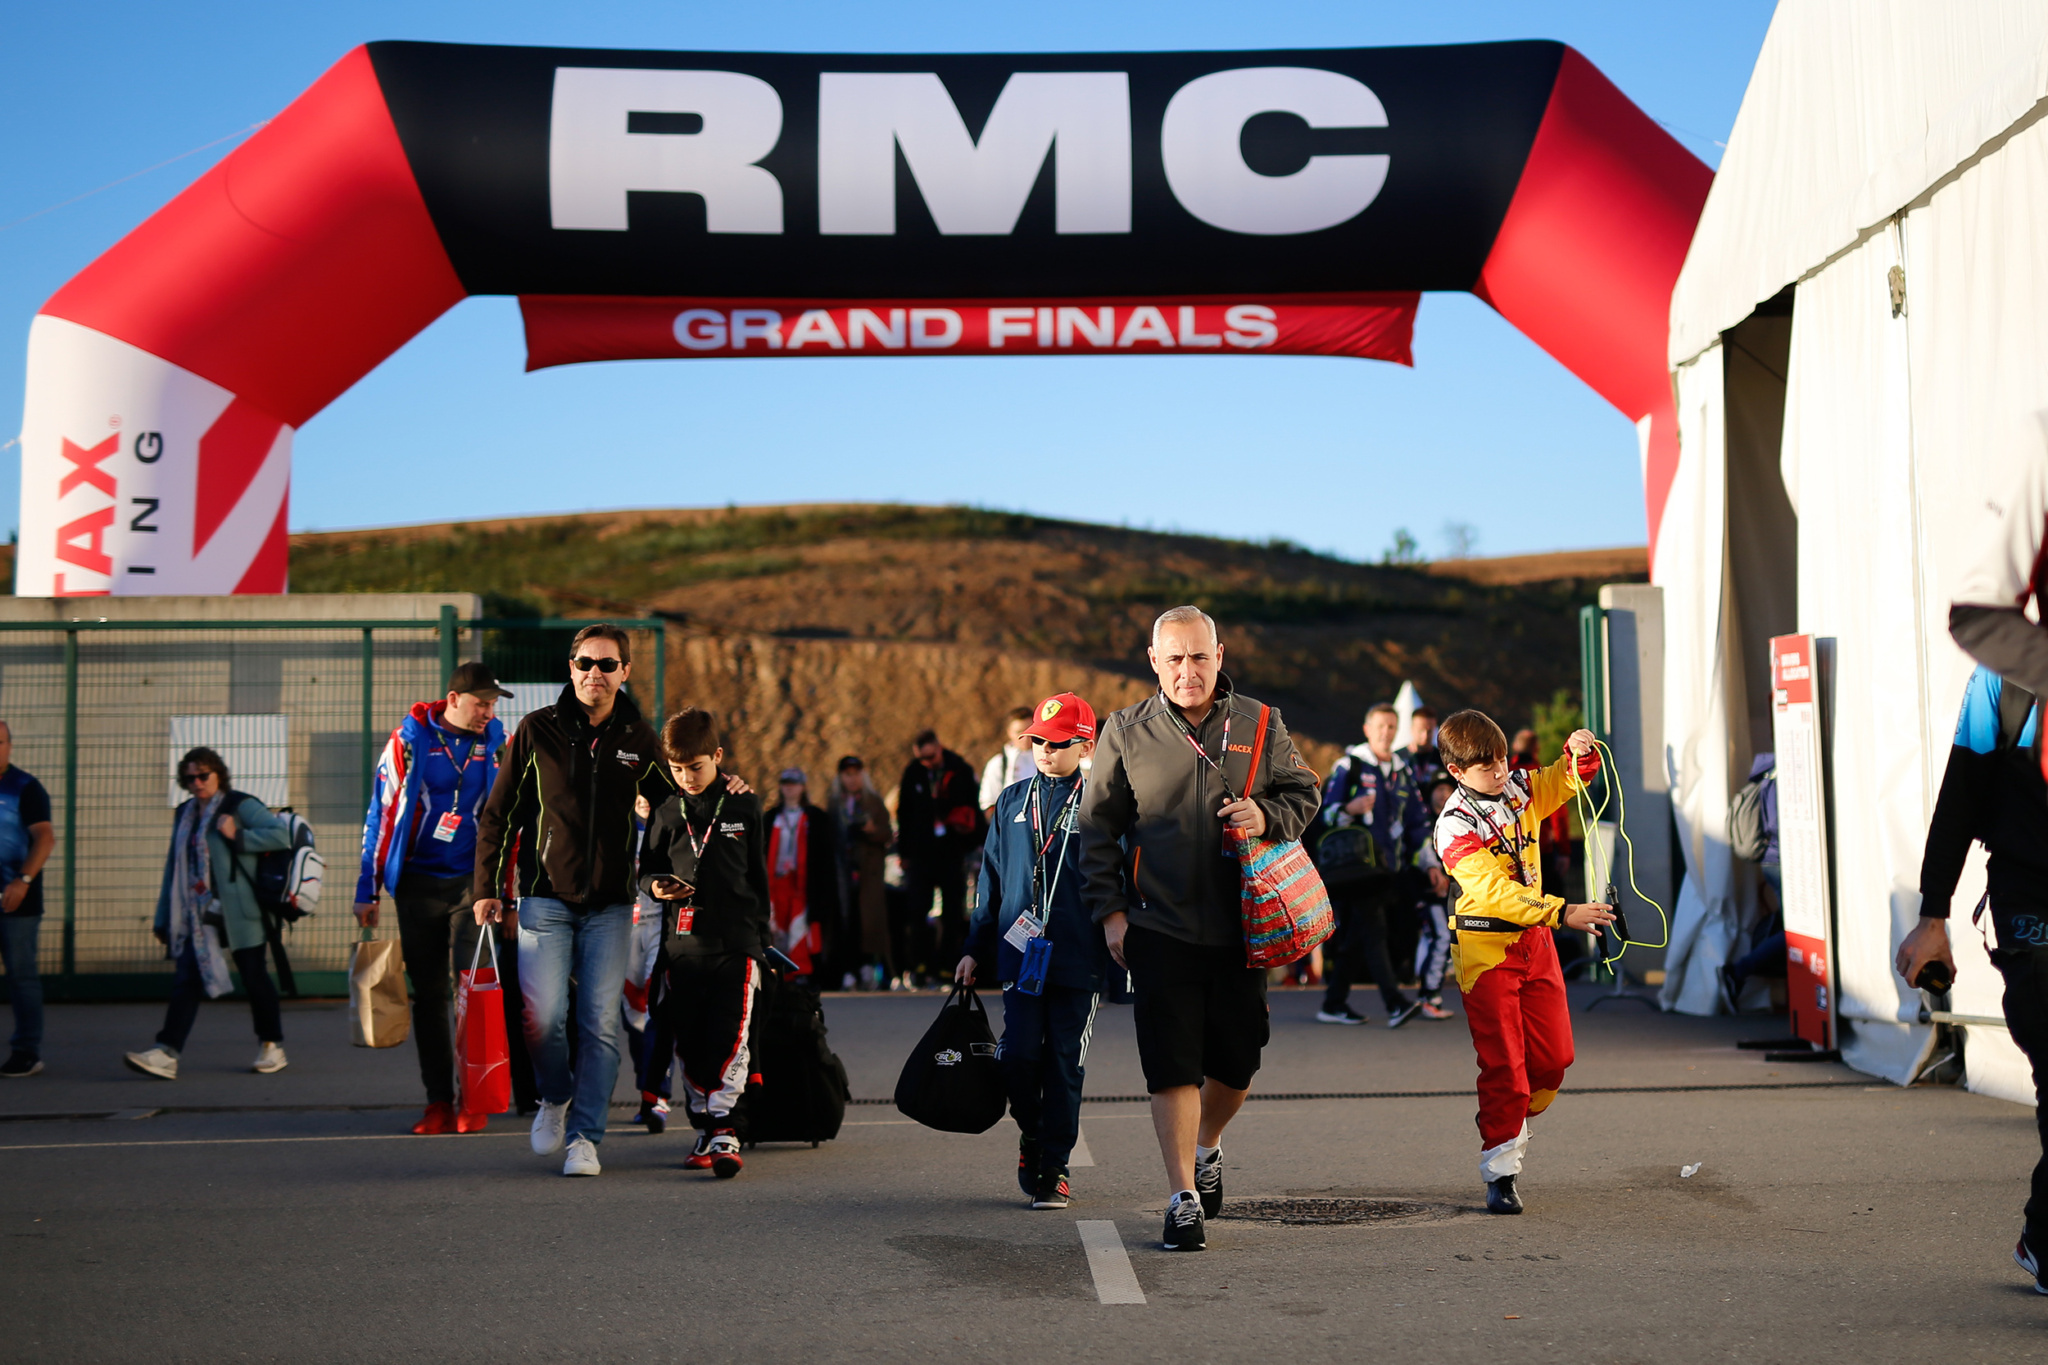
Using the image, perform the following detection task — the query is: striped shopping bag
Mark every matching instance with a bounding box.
[1230,826,1335,968]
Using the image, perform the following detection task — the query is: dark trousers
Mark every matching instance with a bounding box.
[396,871,536,1110]
[158,941,281,1051]
[1000,984,1099,1171]
[1997,947,2048,1237]
[1322,880,1411,1015]
[903,850,968,973]
[662,953,760,1131]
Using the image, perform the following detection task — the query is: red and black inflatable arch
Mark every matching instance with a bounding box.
[19,40,1708,595]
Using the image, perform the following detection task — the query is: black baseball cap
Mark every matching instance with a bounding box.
[449,661,513,701]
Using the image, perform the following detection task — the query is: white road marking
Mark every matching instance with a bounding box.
[1077,1220,1146,1304]
[1070,1126,1095,1167]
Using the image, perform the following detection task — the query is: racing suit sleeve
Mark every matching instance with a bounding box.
[1437,812,1565,928]
[1320,755,1354,828]
[1528,749,1598,822]
[1079,721,1137,925]
[473,719,535,905]
[1919,743,1990,921]
[356,727,405,905]
[1253,709,1321,844]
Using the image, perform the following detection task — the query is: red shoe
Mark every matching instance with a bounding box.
[709,1129,743,1179]
[683,1131,714,1170]
[454,1110,489,1134]
[411,1102,456,1135]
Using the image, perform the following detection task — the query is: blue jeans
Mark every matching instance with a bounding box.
[517,897,634,1144]
[0,913,42,1056]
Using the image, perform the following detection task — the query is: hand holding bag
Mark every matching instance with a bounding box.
[455,931,512,1115]
[893,982,1007,1134]
[349,929,410,1048]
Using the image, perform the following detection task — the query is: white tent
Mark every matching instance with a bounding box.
[1659,0,2048,1100]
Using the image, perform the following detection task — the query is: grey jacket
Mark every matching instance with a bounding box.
[154,792,294,953]
[1079,678,1322,947]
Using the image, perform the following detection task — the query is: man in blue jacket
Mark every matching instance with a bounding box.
[958,692,1110,1211]
[354,662,531,1133]
[1317,703,1432,1026]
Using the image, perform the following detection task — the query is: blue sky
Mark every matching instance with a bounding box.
[0,2,1775,562]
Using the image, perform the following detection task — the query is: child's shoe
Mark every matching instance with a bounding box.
[1419,999,1455,1020]
[1017,1135,1042,1198]
[1031,1165,1071,1210]
[2016,1227,2048,1294]
[1485,1175,1523,1215]
[709,1129,743,1179]
[683,1131,714,1169]
[635,1095,668,1134]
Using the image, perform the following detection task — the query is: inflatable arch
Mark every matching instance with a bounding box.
[16,40,1709,595]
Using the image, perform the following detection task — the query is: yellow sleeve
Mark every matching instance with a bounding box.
[1440,837,1564,928]
[1528,751,1589,821]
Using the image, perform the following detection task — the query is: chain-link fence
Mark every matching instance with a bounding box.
[0,612,664,1000]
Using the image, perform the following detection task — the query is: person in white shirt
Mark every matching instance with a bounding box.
[980,707,1038,818]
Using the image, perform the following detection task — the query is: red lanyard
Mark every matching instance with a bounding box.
[682,793,726,860]
[1169,705,1236,800]
[1466,787,1528,885]
[427,724,485,778]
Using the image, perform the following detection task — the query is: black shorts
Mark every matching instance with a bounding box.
[1124,922,1269,1093]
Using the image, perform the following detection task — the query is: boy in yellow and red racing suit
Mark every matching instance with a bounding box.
[1431,710,1614,1215]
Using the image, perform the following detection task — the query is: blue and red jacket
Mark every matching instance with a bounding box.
[356,700,506,902]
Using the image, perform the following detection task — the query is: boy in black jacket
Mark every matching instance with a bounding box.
[640,708,771,1179]
[958,693,1111,1211]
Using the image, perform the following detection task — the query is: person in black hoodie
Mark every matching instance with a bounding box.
[896,729,983,979]
[641,707,771,1179]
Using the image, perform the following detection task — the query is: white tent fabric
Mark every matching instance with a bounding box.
[1670,0,2048,368]
[1665,0,2048,1099]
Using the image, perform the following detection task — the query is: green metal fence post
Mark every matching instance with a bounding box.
[438,604,458,691]
[361,627,376,809]
[61,628,77,983]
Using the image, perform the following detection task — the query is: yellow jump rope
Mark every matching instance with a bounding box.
[1568,737,1672,968]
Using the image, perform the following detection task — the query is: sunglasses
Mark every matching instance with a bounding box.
[570,656,622,674]
[1030,736,1083,751]
[178,769,214,787]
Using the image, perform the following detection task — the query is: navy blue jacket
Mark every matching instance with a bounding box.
[1321,744,1433,868]
[966,771,1110,991]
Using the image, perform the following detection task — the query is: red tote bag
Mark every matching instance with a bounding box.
[455,932,513,1116]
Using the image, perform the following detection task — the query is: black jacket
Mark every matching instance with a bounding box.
[474,684,673,907]
[895,749,984,863]
[1920,668,2048,938]
[1080,677,1322,947]
[640,784,771,960]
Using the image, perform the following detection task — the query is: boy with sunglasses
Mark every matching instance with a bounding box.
[957,693,1110,1210]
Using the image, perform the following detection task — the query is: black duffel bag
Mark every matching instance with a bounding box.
[894,983,1007,1134]
[1314,823,1385,891]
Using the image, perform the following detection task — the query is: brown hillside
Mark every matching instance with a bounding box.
[282,505,1646,793]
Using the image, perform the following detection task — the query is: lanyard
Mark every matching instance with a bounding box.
[428,724,485,781]
[682,792,726,861]
[1167,703,1237,801]
[1027,774,1084,925]
[1462,784,1528,886]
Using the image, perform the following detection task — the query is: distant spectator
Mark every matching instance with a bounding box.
[1317,704,1429,1027]
[829,756,893,988]
[1403,706,1444,790]
[896,729,983,976]
[124,748,295,1081]
[767,767,839,978]
[354,662,531,1133]
[980,706,1038,817]
[1719,754,1784,1010]
[0,721,55,1079]
[1413,776,1458,1019]
[1510,729,1541,772]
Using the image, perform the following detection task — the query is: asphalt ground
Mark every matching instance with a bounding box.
[0,983,2042,1363]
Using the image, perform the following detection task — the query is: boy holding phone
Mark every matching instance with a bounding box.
[640,708,771,1178]
[957,693,1111,1211]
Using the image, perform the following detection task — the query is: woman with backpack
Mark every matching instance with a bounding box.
[124,747,297,1080]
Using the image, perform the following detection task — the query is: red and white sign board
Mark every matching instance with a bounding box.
[1771,633,1835,1051]
[519,293,1418,369]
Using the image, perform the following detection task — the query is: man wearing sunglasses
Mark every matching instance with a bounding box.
[473,624,674,1177]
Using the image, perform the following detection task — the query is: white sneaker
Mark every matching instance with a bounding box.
[123,1046,178,1080]
[562,1135,601,1176]
[530,1099,570,1155]
[252,1042,288,1074]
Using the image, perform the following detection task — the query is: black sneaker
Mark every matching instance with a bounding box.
[1486,1175,1524,1215]
[1163,1193,1207,1251]
[0,1050,41,1078]
[1194,1148,1224,1218]
[1017,1135,1042,1199]
[2017,1228,2048,1294]
[1032,1166,1071,1210]
[1388,1000,1423,1029]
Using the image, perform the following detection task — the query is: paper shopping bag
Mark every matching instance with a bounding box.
[455,934,512,1114]
[349,936,410,1048]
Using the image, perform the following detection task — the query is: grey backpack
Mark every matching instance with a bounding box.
[1727,770,1773,862]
